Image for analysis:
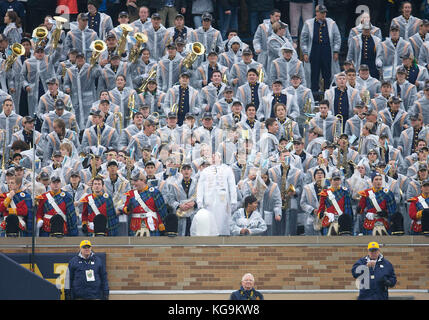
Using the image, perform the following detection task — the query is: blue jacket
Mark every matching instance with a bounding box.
[230,286,264,300]
[351,254,396,300]
[67,252,109,300]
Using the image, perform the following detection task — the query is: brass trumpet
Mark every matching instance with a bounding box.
[128,93,136,120]
[258,69,264,83]
[182,42,205,69]
[128,32,148,64]
[89,40,107,67]
[5,43,24,71]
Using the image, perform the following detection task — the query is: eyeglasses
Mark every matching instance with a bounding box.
[82,245,91,249]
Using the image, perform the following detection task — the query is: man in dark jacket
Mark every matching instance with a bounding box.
[230,273,264,300]
[65,240,109,300]
[351,241,397,300]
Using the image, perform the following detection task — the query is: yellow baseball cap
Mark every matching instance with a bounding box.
[368,242,380,250]
[80,240,92,248]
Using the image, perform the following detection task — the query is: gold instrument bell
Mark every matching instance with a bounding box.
[128,32,148,64]
[32,26,48,47]
[117,24,134,57]
[5,43,24,71]
[51,16,68,49]
[89,40,107,66]
[182,42,205,69]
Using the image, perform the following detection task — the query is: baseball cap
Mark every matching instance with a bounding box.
[316,4,328,13]
[167,112,178,118]
[51,176,61,183]
[46,77,57,85]
[185,112,195,119]
[242,48,253,55]
[118,11,128,18]
[23,116,36,123]
[331,172,341,180]
[39,171,50,180]
[80,240,92,248]
[70,170,80,177]
[202,12,213,21]
[202,112,213,119]
[181,163,192,170]
[107,160,118,167]
[151,12,161,19]
[368,242,379,250]
[390,25,400,31]
[422,179,429,186]
[54,99,65,109]
[224,86,233,93]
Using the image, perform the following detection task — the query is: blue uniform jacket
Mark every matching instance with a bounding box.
[230,286,264,300]
[67,252,109,300]
[351,254,396,300]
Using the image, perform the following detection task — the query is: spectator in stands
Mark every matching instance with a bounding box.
[217,0,239,40]
[289,0,314,45]
[65,240,109,300]
[230,273,264,300]
[246,0,275,36]
[157,0,187,28]
[191,0,213,29]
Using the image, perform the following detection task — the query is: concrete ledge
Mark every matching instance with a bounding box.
[1,235,429,249]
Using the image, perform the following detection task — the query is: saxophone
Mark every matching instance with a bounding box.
[281,160,295,210]
[128,93,136,120]
[176,192,197,218]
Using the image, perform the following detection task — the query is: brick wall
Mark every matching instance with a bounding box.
[2,237,429,291]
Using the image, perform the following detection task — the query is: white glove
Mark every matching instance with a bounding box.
[366,212,375,220]
[37,220,43,229]
[326,212,335,223]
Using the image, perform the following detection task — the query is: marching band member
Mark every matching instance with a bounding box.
[356,65,381,98]
[375,25,413,83]
[229,48,264,93]
[269,42,305,88]
[347,12,382,48]
[81,110,119,153]
[266,21,294,77]
[156,43,185,93]
[123,171,168,236]
[86,2,113,41]
[143,13,168,61]
[130,48,157,89]
[407,178,429,235]
[193,51,228,90]
[41,99,78,137]
[0,176,32,237]
[300,168,328,235]
[390,1,421,41]
[258,80,298,121]
[392,67,417,110]
[131,6,152,33]
[317,171,353,236]
[378,96,409,146]
[119,111,144,151]
[253,9,282,75]
[300,4,341,93]
[268,149,304,235]
[211,86,235,125]
[165,13,193,45]
[163,72,201,126]
[127,118,161,161]
[37,78,74,115]
[64,13,99,63]
[357,172,399,235]
[0,98,22,163]
[99,53,133,92]
[63,51,102,130]
[236,68,270,113]
[230,195,267,236]
[43,118,80,165]
[199,70,227,114]
[168,163,198,236]
[347,23,381,80]
[219,35,245,71]
[81,176,118,236]
[36,175,78,237]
